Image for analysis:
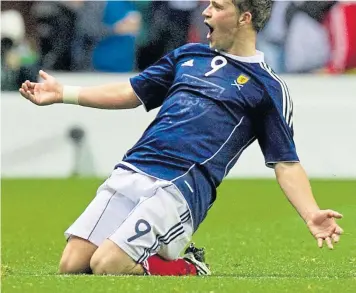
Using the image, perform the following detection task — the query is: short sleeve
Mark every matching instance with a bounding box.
[130,51,176,111]
[255,92,299,168]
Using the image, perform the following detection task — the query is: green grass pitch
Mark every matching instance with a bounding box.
[1,178,356,292]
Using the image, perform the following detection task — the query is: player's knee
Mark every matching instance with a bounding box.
[59,236,97,274]
[90,253,112,275]
[59,256,87,274]
[90,249,127,275]
[90,240,140,275]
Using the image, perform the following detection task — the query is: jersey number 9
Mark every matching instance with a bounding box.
[205,56,228,77]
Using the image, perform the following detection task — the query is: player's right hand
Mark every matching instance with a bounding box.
[19,70,63,106]
[306,209,344,249]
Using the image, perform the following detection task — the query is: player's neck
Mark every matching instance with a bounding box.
[226,32,257,57]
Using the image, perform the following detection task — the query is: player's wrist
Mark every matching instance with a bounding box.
[303,209,321,223]
[62,85,81,105]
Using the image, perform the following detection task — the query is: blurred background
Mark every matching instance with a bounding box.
[1,1,356,179]
[2,0,356,91]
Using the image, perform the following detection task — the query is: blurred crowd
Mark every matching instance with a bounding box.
[1,0,356,91]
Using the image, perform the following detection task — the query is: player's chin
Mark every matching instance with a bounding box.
[208,41,217,50]
[209,42,224,52]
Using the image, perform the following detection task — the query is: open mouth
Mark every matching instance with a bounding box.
[205,22,214,39]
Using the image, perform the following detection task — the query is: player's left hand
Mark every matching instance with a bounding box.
[306,209,343,249]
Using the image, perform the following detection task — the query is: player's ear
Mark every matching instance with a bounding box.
[238,11,252,27]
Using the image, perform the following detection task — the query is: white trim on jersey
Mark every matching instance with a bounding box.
[259,62,293,128]
[172,163,197,182]
[265,160,300,169]
[184,180,194,193]
[119,161,171,182]
[200,116,245,165]
[218,50,265,63]
[223,136,256,178]
[130,81,148,111]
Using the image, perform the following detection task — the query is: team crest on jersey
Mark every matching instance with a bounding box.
[232,74,250,90]
[236,74,250,85]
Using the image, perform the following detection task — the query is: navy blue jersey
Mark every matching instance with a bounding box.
[117,43,299,231]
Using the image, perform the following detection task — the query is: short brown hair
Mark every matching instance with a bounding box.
[233,0,272,32]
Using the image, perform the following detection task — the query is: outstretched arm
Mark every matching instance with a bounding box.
[274,162,344,249]
[19,70,141,109]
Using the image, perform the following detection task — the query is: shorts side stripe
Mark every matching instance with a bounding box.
[87,191,116,241]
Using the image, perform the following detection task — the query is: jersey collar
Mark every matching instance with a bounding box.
[217,50,265,63]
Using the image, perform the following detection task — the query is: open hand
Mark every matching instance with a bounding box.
[306,209,343,249]
[19,70,63,106]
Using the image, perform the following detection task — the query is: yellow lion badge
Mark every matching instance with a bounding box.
[236,74,250,85]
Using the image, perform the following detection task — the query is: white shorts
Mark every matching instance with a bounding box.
[64,167,193,263]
